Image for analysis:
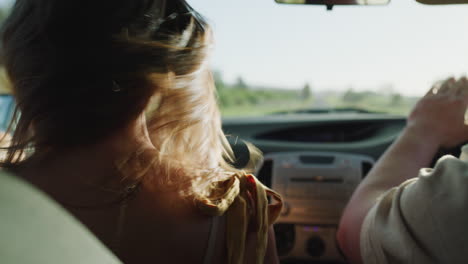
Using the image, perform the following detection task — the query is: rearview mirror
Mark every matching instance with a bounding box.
[275,0,390,9]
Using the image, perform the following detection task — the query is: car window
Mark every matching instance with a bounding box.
[0,95,13,131]
[0,0,13,134]
[189,0,468,117]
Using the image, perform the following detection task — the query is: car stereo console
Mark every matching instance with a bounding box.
[256,151,374,263]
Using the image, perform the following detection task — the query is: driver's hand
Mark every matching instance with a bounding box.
[407,77,468,148]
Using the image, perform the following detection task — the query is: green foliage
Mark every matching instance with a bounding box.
[332,89,416,115]
[215,72,416,117]
[0,4,11,25]
[213,71,225,90]
[216,75,303,116]
[301,83,313,101]
[390,93,403,106]
[234,77,248,90]
[218,85,298,108]
[343,88,368,103]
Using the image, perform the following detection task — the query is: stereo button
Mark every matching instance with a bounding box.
[306,236,326,257]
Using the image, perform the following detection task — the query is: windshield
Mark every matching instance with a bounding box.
[189,0,468,117]
[0,1,466,118]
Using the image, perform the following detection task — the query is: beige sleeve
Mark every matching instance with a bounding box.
[360,155,468,264]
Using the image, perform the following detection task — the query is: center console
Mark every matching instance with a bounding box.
[256,151,374,263]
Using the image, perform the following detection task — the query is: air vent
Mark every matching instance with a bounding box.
[257,159,273,187]
[299,155,335,165]
[361,161,373,179]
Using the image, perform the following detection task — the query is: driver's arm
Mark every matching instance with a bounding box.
[337,77,468,264]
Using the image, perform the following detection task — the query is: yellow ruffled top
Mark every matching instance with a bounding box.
[197,173,283,264]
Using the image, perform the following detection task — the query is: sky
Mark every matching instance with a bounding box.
[188,0,468,96]
[0,0,9,8]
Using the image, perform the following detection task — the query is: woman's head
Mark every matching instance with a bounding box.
[3,0,207,150]
[2,0,252,198]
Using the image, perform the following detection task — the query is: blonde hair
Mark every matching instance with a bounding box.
[1,0,260,201]
[146,69,255,198]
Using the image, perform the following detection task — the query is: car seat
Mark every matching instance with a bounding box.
[0,171,122,264]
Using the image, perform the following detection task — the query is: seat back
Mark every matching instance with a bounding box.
[0,171,122,264]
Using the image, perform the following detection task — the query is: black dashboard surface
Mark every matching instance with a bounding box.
[223,113,407,166]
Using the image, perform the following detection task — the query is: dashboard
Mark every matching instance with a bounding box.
[223,113,406,162]
[223,113,407,264]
